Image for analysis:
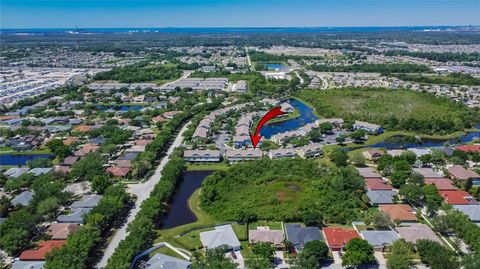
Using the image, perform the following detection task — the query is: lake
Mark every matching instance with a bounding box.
[0,153,55,166]
[96,105,143,111]
[159,170,214,229]
[260,98,319,139]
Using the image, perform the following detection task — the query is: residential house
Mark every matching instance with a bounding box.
[48,223,80,240]
[28,168,52,176]
[145,253,191,269]
[439,190,477,205]
[106,167,130,178]
[424,179,457,190]
[407,148,431,158]
[62,156,79,166]
[200,225,241,251]
[413,168,444,179]
[11,191,34,207]
[268,148,296,159]
[295,143,323,158]
[4,167,30,178]
[360,230,399,251]
[57,208,92,224]
[452,205,480,224]
[379,204,417,223]
[395,224,442,244]
[353,121,383,134]
[362,150,385,161]
[284,223,323,251]
[366,190,396,205]
[364,178,393,191]
[11,261,45,269]
[249,229,285,249]
[447,165,480,184]
[456,144,480,153]
[19,240,66,261]
[183,150,222,163]
[356,167,382,179]
[323,227,360,251]
[226,149,263,162]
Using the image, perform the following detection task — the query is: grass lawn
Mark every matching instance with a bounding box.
[0,146,12,152]
[186,163,230,171]
[148,246,187,260]
[248,221,283,231]
[268,108,301,124]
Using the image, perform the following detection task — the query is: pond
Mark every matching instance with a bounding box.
[367,127,480,149]
[159,170,214,229]
[266,63,289,70]
[96,105,143,111]
[0,153,55,166]
[260,98,319,139]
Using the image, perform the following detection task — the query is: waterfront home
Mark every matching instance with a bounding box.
[395,224,443,244]
[28,168,52,176]
[353,121,383,134]
[452,205,480,224]
[323,227,360,251]
[379,204,417,223]
[280,102,294,113]
[48,223,80,240]
[19,240,66,261]
[284,223,323,251]
[226,149,263,162]
[362,149,384,161]
[316,118,344,128]
[456,144,480,153]
[249,229,285,249]
[270,131,299,144]
[145,253,191,269]
[407,148,431,158]
[268,148,296,159]
[233,135,251,148]
[4,167,30,178]
[360,230,399,251]
[183,149,221,163]
[295,143,323,158]
[200,225,241,251]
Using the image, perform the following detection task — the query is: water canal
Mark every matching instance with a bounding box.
[0,153,55,166]
[159,170,213,229]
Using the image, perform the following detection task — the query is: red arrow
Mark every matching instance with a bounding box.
[250,106,286,149]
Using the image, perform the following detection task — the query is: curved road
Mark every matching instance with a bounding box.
[96,122,191,268]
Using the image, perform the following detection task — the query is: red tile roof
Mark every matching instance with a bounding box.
[456,144,480,153]
[379,204,417,222]
[364,178,393,190]
[323,227,359,251]
[19,240,66,260]
[424,179,456,191]
[439,190,475,205]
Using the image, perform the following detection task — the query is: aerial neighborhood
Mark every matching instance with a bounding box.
[1,26,480,269]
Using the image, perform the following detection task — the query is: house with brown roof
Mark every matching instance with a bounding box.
[362,150,385,161]
[106,167,130,178]
[152,115,168,124]
[379,204,417,223]
[63,137,80,146]
[249,229,285,249]
[48,223,80,240]
[113,159,132,168]
[62,156,79,166]
[364,178,393,191]
[447,165,480,182]
[456,144,480,153]
[395,224,442,244]
[74,125,92,133]
[19,240,66,261]
[74,144,99,157]
[424,179,456,190]
[162,110,182,119]
[226,149,263,162]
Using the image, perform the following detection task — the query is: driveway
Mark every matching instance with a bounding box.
[95,122,191,268]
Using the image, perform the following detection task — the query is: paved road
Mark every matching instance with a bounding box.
[96,122,191,268]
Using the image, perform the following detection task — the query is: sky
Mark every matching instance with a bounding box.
[1,0,479,29]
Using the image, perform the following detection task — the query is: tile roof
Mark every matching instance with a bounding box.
[395,224,442,244]
[19,240,66,261]
[360,230,399,248]
[452,205,480,222]
[379,204,417,222]
[323,227,359,250]
[439,190,476,205]
[456,144,480,153]
[200,225,241,250]
[424,179,456,190]
[249,230,284,247]
[364,178,393,190]
[48,223,80,240]
[447,165,480,180]
[146,253,191,269]
[412,168,444,179]
[284,224,323,250]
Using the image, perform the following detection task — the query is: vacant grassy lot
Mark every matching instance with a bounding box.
[296,88,479,134]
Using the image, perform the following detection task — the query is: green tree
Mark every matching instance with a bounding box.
[416,239,458,269]
[330,149,349,167]
[399,184,424,206]
[191,247,237,269]
[462,252,480,269]
[371,212,392,230]
[252,242,275,261]
[92,175,112,194]
[350,152,366,166]
[386,239,413,269]
[302,210,324,227]
[341,238,375,268]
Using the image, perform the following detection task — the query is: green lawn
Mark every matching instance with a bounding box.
[248,221,284,231]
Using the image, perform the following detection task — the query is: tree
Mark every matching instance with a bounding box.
[371,212,392,230]
[407,171,424,185]
[302,210,324,227]
[92,175,112,194]
[26,157,52,168]
[319,122,333,133]
[308,128,323,142]
[387,239,413,269]
[245,255,273,269]
[292,240,328,269]
[350,152,366,166]
[419,154,432,165]
[341,238,375,268]
[330,149,348,167]
[399,184,424,206]
[462,252,480,269]
[350,130,366,143]
[71,153,105,182]
[390,170,409,188]
[401,151,417,165]
[416,239,459,269]
[335,135,345,145]
[251,242,275,262]
[423,185,443,215]
[191,247,237,269]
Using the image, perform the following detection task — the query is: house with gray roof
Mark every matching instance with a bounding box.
[71,194,102,208]
[11,261,45,269]
[453,205,480,224]
[360,230,399,251]
[28,167,53,176]
[145,253,191,269]
[295,143,323,158]
[4,167,30,178]
[366,190,396,205]
[284,223,323,251]
[57,207,92,224]
[356,167,382,179]
[268,148,296,159]
[11,191,34,207]
[200,225,241,251]
[226,149,263,162]
[353,121,383,134]
[183,150,221,163]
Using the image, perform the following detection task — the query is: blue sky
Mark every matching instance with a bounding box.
[1,0,479,29]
